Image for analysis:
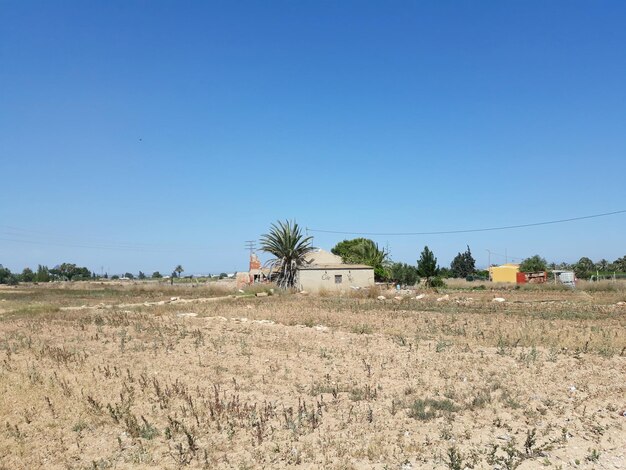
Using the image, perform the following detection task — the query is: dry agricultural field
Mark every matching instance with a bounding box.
[1,281,625,469]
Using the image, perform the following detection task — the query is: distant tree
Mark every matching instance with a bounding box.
[595,259,609,272]
[474,269,490,280]
[438,267,452,278]
[389,262,419,286]
[519,255,547,273]
[219,273,228,279]
[0,265,18,285]
[49,263,91,281]
[174,265,184,278]
[151,271,163,279]
[331,238,390,281]
[260,219,315,288]
[417,246,439,287]
[574,257,594,279]
[550,261,572,271]
[331,238,367,262]
[450,245,476,278]
[35,265,51,282]
[138,271,146,280]
[111,275,120,280]
[124,272,135,280]
[609,255,626,272]
[21,267,35,282]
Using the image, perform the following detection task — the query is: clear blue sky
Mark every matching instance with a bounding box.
[1,1,625,275]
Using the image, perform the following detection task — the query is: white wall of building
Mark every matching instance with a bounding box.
[297,268,374,293]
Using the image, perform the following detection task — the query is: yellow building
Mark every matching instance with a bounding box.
[489,264,520,283]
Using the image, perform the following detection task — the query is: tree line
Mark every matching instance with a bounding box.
[518,254,626,280]
[0,263,188,285]
[0,263,93,285]
[2,218,624,287]
[331,240,473,287]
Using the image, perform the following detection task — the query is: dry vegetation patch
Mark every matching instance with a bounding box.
[1,284,625,469]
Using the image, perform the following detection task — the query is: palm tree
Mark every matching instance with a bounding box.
[170,265,184,284]
[260,220,314,289]
[353,239,389,280]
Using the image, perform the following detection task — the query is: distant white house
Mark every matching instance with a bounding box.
[296,249,374,293]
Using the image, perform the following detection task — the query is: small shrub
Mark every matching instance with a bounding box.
[446,446,464,470]
[430,276,446,288]
[352,323,373,335]
[586,449,600,462]
[408,398,458,421]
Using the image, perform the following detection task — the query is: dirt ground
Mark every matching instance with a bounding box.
[0,282,625,469]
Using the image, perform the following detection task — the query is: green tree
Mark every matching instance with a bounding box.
[138,271,146,280]
[438,266,452,278]
[519,255,547,273]
[124,272,135,280]
[331,238,390,281]
[151,271,163,279]
[35,265,51,282]
[417,246,439,287]
[260,219,315,289]
[49,263,91,281]
[389,262,419,286]
[609,255,626,272]
[574,257,594,279]
[450,245,476,278]
[0,265,18,285]
[21,267,35,282]
[174,265,184,278]
[595,259,609,272]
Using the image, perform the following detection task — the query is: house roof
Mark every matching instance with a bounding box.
[299,248,373,270]
[302,249,343,265]
[298,263,373,270]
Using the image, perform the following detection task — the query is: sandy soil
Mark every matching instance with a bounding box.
[0,283,625,469]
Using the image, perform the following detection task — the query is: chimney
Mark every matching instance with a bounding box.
[249,252,261,271]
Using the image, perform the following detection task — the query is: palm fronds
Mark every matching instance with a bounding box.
[260,220,314,289]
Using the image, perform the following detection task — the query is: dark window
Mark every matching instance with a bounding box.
[335,275,342,284]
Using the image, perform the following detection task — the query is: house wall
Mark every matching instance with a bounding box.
[490,264,520,283]
[297,268,374,293]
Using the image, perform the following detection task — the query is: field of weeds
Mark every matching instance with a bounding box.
[1,282,625,469]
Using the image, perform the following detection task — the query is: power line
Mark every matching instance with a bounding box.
[0,225,172,251]
[0,236,174,253]
[0,224,208,252]
[307,209,626,236]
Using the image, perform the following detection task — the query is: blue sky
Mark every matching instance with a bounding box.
[1,1,625,274]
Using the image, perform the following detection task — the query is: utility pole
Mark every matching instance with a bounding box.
[244,240,257,255]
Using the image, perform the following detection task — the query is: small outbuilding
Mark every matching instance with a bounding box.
[297,249,374,293]
[489,264,520,283]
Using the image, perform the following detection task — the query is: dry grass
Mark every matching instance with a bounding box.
[1,282,625,469]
